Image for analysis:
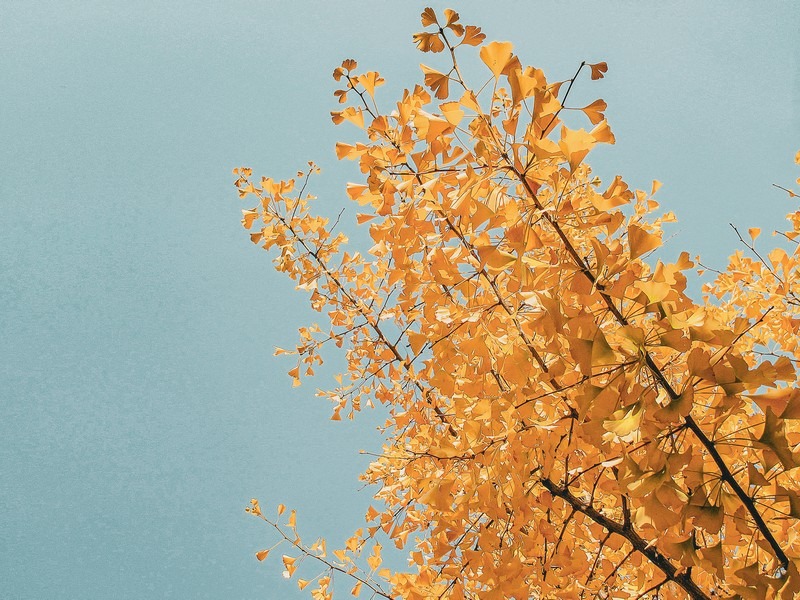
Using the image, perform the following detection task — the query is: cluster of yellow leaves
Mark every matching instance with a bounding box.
[238,8,800,600]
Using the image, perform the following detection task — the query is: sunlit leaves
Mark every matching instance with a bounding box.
[238,6,800,599]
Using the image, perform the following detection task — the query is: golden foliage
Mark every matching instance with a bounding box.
[238,8,800,599]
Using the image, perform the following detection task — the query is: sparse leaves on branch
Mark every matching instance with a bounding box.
[236,7,800,599]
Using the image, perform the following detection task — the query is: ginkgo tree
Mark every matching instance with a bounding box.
[236,8,800,599]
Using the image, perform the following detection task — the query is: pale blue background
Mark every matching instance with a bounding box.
[1,1,797,598]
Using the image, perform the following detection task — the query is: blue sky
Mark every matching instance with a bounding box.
[1,2,797,598]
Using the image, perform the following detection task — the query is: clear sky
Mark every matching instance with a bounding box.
[1,1,797,598]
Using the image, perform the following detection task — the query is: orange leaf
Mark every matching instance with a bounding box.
[628,224,662,259]
[241,209,259,229]
[589,61,608,80]
[357,71,385,97]
[591,120,615,144]
[420,7,437,26]
[476,244,516,273]
[508,67,540,105]
[559,127,596,171]
[479,41,514,78]
[439,101,464,126]
[460,25,485,46]
[330,107,365,128]
[651,180,662,195]
[443,8,459,26]
[420,64,450,100]
[582,98,607,125]
[413,31,444,53]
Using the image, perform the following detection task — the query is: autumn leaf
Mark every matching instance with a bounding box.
[460,25,485,46]
[241,209,258,229]
[356,71,385,97]
[588,61,608,79]
[420,6,437,26]
[281,555,297,578]
[413,31,444,53]
[331,107,365,128]
[559,127,595,170]
[442,8,459,27]
[420,64,450,99]
[508,66,540,105]
[581,98,607,124]
[479,41,514,78]
[476,244,516,273]
[591,119,615,144]
[439,101,464,126]
[628,223,661,259]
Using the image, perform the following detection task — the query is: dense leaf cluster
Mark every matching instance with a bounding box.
[238,8,800,599]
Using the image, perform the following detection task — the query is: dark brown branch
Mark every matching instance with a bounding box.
[541,61,587,138]
[541,478,711,600]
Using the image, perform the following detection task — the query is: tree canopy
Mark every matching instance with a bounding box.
[236,8,800,599]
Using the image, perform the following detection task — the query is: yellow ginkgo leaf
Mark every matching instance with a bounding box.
[443,8,459,26]
[241,209,259,229]
[479,41,514,78]
[582,98,607,125]
[281,555,297,577]
[508,66,540,105]
[559,127,595,171]
[357,71,385,97]
[412,31,444,53]
[331,107,365,128]
[628,223,661,259]
[651,179,662,195]
[420,7,437,26]
[460,25,485,47]
[420,64,450,99]
[591,120,615,144]
[476,244,516,273]
[603,404,643,437]
[439,101,464,126]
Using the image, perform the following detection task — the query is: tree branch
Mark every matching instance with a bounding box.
[541,478,711,600]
